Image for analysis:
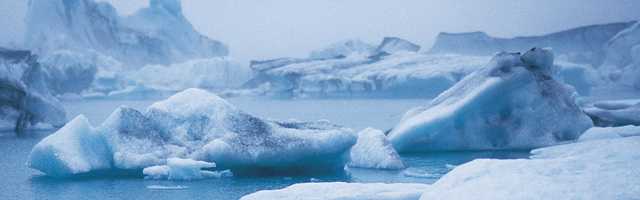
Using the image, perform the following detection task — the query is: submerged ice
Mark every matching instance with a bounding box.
[27,88,356,177]
[387,48,593,152]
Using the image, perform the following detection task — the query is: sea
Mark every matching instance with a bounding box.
[1,98,531,199]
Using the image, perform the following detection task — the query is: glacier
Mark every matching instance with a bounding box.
[242,127,640,199]
[0,48,66,132]
[26,88,356,177]
[387,48,593,152]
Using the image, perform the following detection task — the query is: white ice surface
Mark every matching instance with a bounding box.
[27,88,356,177]
[387,48,593,152]
[421,135,640,199]
[309,39,376,60]
[348,127,406,170]
[243,129,640,200]
[241,182,430,200]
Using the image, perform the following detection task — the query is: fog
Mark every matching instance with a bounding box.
[1,0,639,64]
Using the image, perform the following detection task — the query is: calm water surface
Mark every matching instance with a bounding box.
[0,99,530,199]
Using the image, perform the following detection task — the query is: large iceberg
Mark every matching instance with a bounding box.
[426,22,636,67]
[24,0,228,69]
[27,88,356,177]
[0,48,66,131]
[387,48,593,152]
[245,47,489,99]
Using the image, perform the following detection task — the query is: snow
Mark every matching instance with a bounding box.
[421,135,640,200]
[0,48,66,131]
[578,125,640,141]
[25,0,228,69]
[348,127,407,170]
[142,157,232,180]
[241,182,430,200]
[27,88,356,177]
[583,99,640,126]
[387,48,593,152]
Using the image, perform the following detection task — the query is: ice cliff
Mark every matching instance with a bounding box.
[25,0,228,69]
[0,48,66,132]
[387,48,593,152]
[27,88,356,177]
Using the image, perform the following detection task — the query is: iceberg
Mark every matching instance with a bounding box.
[374,37,420,55]
[309,39,377,60]
[598,21,640,89]
[426,22,636,67]
[27,88,356,177]
[348,128,407,170]
[583,99,640,126]
[0,48,66,132]
[387,48,593,152]
[25,0,228,69]
[241,182,430,200]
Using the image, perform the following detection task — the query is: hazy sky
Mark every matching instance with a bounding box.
[1,0,639,64]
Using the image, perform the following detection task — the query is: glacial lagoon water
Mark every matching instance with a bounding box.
[1,99,530,199]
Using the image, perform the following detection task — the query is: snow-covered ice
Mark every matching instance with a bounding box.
[27,88,356,177]
[387,48,593,152]
[0,48,66,131]
[347,127,407,170]
[420,135,640,199]
[243,128,640,199]
[599,21,640,89]
[309,39,377,60]
[241,182,430,200]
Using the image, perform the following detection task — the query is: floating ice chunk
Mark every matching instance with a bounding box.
[27,88,356,177]
[404,171,441,178]
[388,48,593,152]
[420,136,640,199]
[348,127,407,170]
[583,100,640,126]
[241,182,430,200]
[142,158,231,180]
[146,185,190,190]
